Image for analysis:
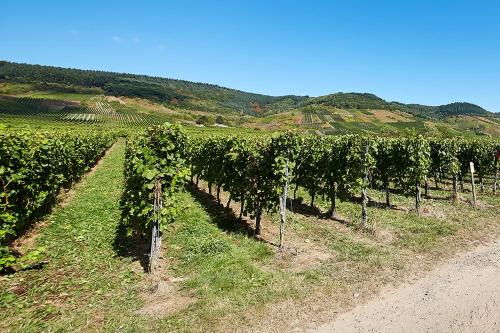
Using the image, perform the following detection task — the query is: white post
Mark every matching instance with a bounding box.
[470,162,477,208]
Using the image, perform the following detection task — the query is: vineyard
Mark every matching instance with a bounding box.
[0,95,168,127]
[2,87,499,137]
[2,121,499,271]
[301,111,322,128]
[296,108,467,136]
[1,122,500,332]
[0,128,115,271]
[122,124,500,268]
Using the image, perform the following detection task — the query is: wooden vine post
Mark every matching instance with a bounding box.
[361,178,368,227]
[411,136,430,216]
[149,178,163,273]
[470,162,477,208]
[384,179,390,207]
[494,149,500,194]
[452,175,458,202]
[415,179,421,215]
[254,198,262,236]
[279,159,289,248]
[330,182,337,217]
[424,176,429,198]
[239,191,245,219]
[361,144,369,227]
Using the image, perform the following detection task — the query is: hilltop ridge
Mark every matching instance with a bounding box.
[0,61,494,118]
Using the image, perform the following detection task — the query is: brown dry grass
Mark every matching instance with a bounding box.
[106,96,125,105]
[138,272,196,318]
[120,96,177,114]
[368,109,413,123]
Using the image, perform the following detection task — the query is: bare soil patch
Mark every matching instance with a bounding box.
[43,98,81,110]
[138,277,195,318]
[106,96,126,104]
[369,109,412,123]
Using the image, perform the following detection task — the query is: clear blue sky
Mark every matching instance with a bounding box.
[1,0,499,111]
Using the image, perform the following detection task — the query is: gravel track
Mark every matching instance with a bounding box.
[312,240,500,333]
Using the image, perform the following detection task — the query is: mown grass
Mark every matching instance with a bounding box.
[158,191,296,331]
[0,140,149,332]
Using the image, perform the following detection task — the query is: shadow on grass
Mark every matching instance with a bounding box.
[289,194,408,217]
[425,194,453,201]
[186,184,276,246]
[288,197,322,217]
[287,197,351,224]
[364,197,409,212]
[113,197,150,273]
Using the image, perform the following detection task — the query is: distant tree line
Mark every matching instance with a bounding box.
[0,61,493,119]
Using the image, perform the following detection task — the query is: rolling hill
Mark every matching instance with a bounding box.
[0,60,499,136]
[1,61,496,118]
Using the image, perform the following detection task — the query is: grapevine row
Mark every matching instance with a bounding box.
[121,124,189,238]
[188,133,500,231]
[0,128,115,271]
[121,124,499,268]
[0,96,164,127]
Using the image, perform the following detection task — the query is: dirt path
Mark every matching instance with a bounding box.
[311,239,500,333]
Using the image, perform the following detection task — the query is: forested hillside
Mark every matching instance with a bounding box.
[394,102,492,119]
[0,61,496,119]
[0,61,302,115]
